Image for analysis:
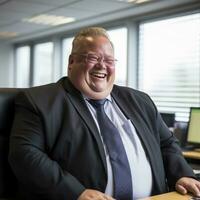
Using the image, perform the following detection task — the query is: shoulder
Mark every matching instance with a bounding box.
[15,77,67,111]
[25,77,65,97]
[112,84,157,116]
[113,84,152,103]
[112,86,158,124]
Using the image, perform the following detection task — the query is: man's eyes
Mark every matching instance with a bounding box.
[104,59,114,64]
[88,56,113,61]
[89,56,98,59]
[86,55,115,65]
[88,56,98,61]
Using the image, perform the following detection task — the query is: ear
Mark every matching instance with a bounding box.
[68,54,74,71]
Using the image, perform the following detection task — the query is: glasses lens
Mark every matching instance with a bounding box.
[87,55,98,63]
[83,53,117,67]
[104,59,116,66]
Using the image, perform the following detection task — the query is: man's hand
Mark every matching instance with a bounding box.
[78,189,116,200]
[175,177,200,197]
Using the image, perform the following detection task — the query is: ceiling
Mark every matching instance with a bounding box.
[0,0,199,42]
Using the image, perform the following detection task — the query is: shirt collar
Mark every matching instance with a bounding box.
[83,94,112,102]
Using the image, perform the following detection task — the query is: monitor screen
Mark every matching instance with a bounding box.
[186,107,200,146]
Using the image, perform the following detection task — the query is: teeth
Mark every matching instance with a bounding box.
[92,72,106,78]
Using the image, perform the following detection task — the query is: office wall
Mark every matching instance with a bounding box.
[0,43,14,87]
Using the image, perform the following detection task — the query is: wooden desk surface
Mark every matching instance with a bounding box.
[182,151,200,160]
[138,192,191,200]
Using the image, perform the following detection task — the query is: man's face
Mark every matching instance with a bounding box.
[68,36,115,99]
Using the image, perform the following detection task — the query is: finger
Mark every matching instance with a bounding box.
[103,195,115,200]
[184,182,200,197]
[103,194,116,200]
[176,183,187,194]
[92,195,104,200]
[193,182,200,197]
[196,181,200,191]
[96,193,107,200]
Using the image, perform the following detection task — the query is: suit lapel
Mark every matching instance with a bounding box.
[62,78,107,173]
[111,86,152,144]
[111,86,162,192]
[60,78,162,192]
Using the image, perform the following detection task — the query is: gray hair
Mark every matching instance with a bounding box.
[71,27,114,53]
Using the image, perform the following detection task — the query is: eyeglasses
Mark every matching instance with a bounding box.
[72,53,117,67]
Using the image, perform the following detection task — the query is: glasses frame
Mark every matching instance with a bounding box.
[72,53,117,67]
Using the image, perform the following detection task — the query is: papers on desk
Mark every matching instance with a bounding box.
[193,169,200,181]
[193,169,200,174]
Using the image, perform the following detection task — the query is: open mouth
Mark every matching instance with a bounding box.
[91,72,106,79]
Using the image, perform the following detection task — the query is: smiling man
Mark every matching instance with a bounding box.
[68,33,115,100]
[9,27,200,200]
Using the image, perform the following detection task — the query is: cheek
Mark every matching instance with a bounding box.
[85,63,94,70]
[74,63,89,74]
[108,67,115,75]
[77,64,92,81]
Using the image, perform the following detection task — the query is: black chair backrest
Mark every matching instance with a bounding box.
[160,112,175,128]
[0,88,21,198]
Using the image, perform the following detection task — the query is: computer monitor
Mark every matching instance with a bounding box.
[185,107,200,149]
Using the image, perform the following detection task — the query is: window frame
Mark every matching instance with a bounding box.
[13,6,200,122]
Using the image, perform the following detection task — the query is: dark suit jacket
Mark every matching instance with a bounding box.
[9,77,194,200]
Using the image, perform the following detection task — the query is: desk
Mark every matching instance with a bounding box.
[182,151,200,170]
[183,151,200,160]
[138,192,191,200]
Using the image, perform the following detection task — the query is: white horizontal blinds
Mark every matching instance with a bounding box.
[107,28,127,86]
[33,42,54,86]
[16,46,30,87]
[62,37,73,76]
[138,13,200,122]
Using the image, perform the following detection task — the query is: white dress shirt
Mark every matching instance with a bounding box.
[85,95,153,199]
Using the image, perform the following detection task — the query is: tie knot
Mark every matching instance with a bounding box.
[88,99,107,109]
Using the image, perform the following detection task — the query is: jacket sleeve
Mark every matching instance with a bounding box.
[134,90,195,190]
[113,86,196,192]
[154,103,195,190]
[9,91,85,200]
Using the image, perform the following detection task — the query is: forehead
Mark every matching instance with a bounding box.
[75,36,114,54]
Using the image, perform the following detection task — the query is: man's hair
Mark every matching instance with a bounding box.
[71,27,113,53]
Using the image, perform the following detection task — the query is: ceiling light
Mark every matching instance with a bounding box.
[117,0,152,3]
[22,14,75,26]
[116,0,135,2]
[0,32,18,39]
[132,0,152,3]
[127,0,137,2]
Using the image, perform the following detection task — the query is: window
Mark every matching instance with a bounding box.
[108,28,127,86]
[15,46,30,87]
[62,37,73,76]
[138,13,200,121]
[33,42,54,86]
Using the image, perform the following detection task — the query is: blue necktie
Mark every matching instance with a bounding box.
[89,99,133,200]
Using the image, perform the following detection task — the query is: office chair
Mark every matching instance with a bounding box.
[160,112,175,128]
[0,88,21,200]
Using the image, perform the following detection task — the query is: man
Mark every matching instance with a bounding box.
[9,27,200,200]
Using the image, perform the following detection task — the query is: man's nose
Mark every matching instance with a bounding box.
[96,58,106,68]
[97,57,106,66]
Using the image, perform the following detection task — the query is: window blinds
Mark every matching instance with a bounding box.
[138,13,200,121]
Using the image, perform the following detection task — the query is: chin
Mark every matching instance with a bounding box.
[92,86,109,93]
[88,92,108,100]
[91,83,109,92]
[82,88,110,100]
